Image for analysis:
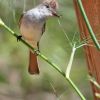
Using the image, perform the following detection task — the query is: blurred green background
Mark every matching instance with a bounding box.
[0,0,93,100]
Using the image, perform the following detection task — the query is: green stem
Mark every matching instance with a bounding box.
[66,43,76,78]
[0,19,86,100]
[76,43,87,49]
[38,52,65,76]
[88,75,100,89]
[34,52,86,100]
[3,25,35,51]
[77,0,100,50]
[66,77,86,100]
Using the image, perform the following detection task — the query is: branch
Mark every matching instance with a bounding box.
[0,18,86,100]
[0,18,64,76]
[66,43,76,78]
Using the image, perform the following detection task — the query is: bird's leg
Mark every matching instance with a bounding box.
[17,35,22,42]
[34,42,40,55]
[37,42,40,52]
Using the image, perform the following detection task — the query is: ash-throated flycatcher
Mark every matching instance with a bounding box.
[19,0,59,74]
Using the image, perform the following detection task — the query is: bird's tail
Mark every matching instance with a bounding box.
[28,51,39,74]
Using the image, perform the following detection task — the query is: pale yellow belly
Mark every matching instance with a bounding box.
[20,22,42,48]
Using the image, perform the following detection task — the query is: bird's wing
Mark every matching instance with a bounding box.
[42,22,46,35]
[37,22,46,50]
[18,12,25,27]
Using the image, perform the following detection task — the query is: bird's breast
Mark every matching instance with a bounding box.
[20,17,44,47]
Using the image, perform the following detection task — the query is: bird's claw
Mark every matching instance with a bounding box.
[17,35,22,42]
[34,49,40,55]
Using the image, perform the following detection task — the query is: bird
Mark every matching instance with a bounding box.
[19,0,60,74]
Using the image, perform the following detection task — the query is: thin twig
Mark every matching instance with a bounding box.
[78,33,100,47]
[88,75,100,89]
[23,0,26,12]
[71,32,78,44]
[95,93,100,98]
[57,19,73,47]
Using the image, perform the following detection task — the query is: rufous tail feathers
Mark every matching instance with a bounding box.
[28,51,39,74]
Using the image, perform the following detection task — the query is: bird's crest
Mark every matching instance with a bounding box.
[43,0,59,10]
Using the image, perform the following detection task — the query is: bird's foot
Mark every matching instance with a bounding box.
[17,35,22,42]
[34,49,40,55]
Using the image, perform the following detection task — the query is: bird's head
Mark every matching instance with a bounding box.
[37,0,60,18]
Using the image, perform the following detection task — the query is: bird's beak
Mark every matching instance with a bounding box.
[52,11,60,17]
[51,9,61,18]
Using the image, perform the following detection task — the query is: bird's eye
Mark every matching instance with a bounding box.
[45,5,49,8]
